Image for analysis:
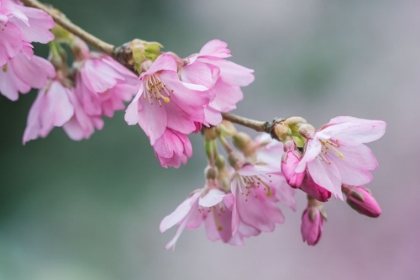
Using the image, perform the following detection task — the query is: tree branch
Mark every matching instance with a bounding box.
[221,113,270,133]
[20,0,115,55]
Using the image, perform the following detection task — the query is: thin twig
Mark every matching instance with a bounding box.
[20,0,115,55]
[221,112,269,132]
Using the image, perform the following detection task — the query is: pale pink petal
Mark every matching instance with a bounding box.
[160,191,200,233]
[198,39,231,58]
[200,57,254,87]
[204,106,223,126]
[81,59,122,93]
[199,189,225,207]
[137,97,167,144]
[208,82,243,112]
[11,5,54,43]
[180,61,219,89]
[0,22,22,65]
[22,91,43,143]
[145,54,177,74]
[204,207,233,243]
[308,159,343,200]
[320,118,386,145]
[295,138,322,173]
[10,53,55,89]
[0,63,30,101]
[124,86,143,125]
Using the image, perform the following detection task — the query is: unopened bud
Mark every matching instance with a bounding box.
[204,166,218,180]
[345,186,381,218]
[232,132,252,152]
[299,124,315,139]
[301,205,325,246]
[281,140,305,188]
[284,116,307,127]
[203,127,219,141]
[272,121,290,141]
[300,173,331,202]
[130,39,163,73]
[218,120,237,137]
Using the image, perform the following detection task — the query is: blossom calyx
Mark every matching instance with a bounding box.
[232,132,254,156]
[344,185,381,218]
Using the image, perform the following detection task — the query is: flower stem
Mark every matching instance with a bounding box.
[20,0,115,55]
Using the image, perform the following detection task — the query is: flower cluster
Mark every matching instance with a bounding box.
[1,0,387,250]
[125,40,254,168]
[161,116,386,248]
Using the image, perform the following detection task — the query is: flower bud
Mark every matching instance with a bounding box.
[204,166,218,180]
[281,140,305,188]
[218,120,237,137]
[301,205,325,246]
[299,123,315,139]
[300,173,331,202]
[345,186,381,218]
[202,127,219,141]
[272,121,290,141]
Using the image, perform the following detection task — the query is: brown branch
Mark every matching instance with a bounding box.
[20,0,115,55]
[221,112,270,133]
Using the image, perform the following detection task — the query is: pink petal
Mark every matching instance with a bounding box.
[10,53,55,89]
[199,189,226,207]
[295,138,322,173]
[160,191,200,233]
[0,22,22,65]
[320,117,386,145]
[200,57,254,87]
[307,158,343,200]
[209,82,243,112]
[124,86,143,125]
[0,62,30,101]
[22,91,43,143]
[145,54,177,74]
[180,61,219,89]
[198,39,231,58]
[11,5,54,43]
[81,59,123,93]
[204,106,223,126]
[137,97,167,145]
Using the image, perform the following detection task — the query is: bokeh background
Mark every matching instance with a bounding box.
[1,0,420,279]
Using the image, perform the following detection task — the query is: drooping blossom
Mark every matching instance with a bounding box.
[295,116,386,199]
[125,53,211,145]
[23,79,73,143]
[153,128,193,168]
[230,134,296,237]
[160,176,243,250]
[0,43,55,101]
[301,204,325,246]
[180,40,254,125]
[343,185,381,218]
[73,38,140,118]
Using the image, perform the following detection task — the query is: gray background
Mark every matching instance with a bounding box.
[0,0,419,279]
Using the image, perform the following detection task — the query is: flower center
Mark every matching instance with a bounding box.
[143,74,173,107]
[317,138,344,164]
[239,174,272,202]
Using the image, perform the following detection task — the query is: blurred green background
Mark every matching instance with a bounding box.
[1,0,419,279]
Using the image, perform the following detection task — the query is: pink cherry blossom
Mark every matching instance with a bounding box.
[160,180,243,250]
[153,128,193,168]
[0,43,55,101]
[231,163,296,237]
[180,40,254,126]
[62,80,104,140]
[344,185,381,218]
[295,116,386,199]
[301,206,324,246]
[23,79,74,143]
[74,40,140,118]
[0,0,54,64]
[125,54,210,144]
